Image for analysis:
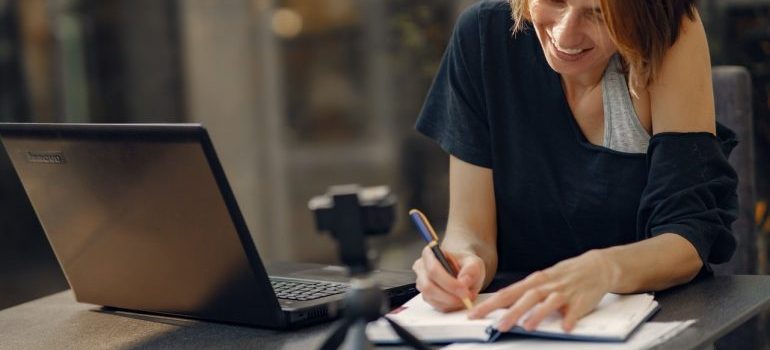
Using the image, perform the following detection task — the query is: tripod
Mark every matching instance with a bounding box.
[319,276,430,350]
[309,185,431,350]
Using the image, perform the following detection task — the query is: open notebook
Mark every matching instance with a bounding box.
[367,293,659,344]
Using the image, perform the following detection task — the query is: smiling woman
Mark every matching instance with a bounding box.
[411,0,738,334]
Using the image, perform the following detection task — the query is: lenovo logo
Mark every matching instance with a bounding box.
[26,151,66,164]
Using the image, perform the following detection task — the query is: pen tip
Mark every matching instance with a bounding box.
[462,298,474,310]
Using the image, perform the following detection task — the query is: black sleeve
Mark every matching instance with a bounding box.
[415,3,492,168]
[637,124,739,266]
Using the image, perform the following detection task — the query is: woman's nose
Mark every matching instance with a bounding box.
[551,9,583,47]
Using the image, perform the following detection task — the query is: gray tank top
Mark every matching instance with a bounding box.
[601,55,650,153]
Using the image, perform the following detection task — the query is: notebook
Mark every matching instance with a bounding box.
[366,292,659,343]
[441,320,696,350]
[0,123,418,329]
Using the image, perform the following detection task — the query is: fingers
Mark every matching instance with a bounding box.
[522,292,566,331]
[466,254,611,332]
[413,258,465,311]
[420,245,470,297]
[456,256,484,293]
[562,301,592,332]
[495,287,551,331]
[412,245,475,312]
[468,271,549,319]
[445,252,462,275]
[467,285,520,319]
[561,305,577,332]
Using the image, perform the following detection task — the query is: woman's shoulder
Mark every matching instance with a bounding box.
[461,0,512,18]
[647,12,715,135]
[452,1,538,56]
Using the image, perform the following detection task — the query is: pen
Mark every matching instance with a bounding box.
[409,209,473,310]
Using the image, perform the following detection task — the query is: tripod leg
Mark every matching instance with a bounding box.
[320,317,354,350]
[384,317,433,350]
[343,320,375,350]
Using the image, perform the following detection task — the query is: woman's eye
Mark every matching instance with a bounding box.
[586,10,604,22]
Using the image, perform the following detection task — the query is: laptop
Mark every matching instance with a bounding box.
[0,123,417,329]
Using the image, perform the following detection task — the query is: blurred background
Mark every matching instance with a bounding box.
[0,0,768,334]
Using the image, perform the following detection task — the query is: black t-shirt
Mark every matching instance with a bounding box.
[416,0,738,273]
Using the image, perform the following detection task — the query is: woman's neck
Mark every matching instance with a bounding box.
[559,65,608,146]
[560,70,604,101]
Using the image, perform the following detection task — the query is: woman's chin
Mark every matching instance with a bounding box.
[544,51,612,80]
[545,57,589,77]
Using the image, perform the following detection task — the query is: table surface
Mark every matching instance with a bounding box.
[0,275,769,350]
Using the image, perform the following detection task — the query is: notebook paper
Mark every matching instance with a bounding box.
[367,292,659,344]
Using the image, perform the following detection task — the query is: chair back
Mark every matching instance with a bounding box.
[711,66,757,275]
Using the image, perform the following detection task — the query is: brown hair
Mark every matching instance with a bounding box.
[510,0,698,87]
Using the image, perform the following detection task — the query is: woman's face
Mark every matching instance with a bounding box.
[528,0,617,81]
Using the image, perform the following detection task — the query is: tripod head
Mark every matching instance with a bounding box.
[308,184,396,276]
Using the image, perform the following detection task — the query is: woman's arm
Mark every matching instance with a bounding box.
[443,155,498,288]
[602,234,702,293]
[605,10,715,292]
[412,155,498,311]
[649,11,716,135]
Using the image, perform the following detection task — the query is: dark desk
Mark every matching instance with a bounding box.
[0,275,769,350]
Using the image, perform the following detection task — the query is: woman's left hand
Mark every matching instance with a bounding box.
[467,250,617,332]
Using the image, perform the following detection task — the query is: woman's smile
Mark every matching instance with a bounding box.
[548,34,593,62]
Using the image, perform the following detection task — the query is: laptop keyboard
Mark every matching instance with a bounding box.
[270,278,349,301]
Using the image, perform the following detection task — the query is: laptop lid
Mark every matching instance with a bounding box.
[0,141,68,310]
[0,123,286,327]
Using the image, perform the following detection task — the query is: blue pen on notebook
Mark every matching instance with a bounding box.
[409,209,473,310]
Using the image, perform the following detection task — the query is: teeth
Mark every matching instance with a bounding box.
[551,38,584,55]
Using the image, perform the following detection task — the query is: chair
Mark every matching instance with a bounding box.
[710,66,765,350]
[710,66,758,276]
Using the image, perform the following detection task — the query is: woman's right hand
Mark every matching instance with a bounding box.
[412,245,486,312]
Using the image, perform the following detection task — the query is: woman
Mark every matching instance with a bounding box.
[411,0,738,333]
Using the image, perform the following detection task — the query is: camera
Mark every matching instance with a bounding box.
[308,184,396,236]
[308,184,396,275]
